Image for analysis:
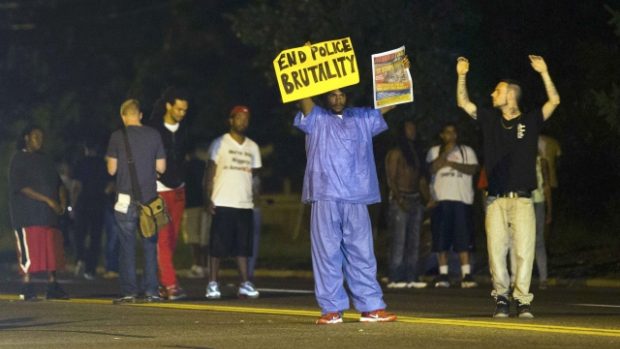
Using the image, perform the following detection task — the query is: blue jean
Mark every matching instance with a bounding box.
[114,205,159,297]
[388,194,424,282]
[310,201,386,314]
[104,206,120,273]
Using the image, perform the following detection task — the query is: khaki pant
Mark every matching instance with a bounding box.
[486,197,535,304]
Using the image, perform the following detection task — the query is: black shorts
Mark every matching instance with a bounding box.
[431,201,474,253]
[209,207,254,257]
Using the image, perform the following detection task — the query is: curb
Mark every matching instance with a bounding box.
[3,263,620,288]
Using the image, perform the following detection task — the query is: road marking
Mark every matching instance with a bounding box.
[2,294,620,338]
[571,303,620,309]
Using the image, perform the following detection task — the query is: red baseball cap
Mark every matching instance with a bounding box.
[230,105,250,116]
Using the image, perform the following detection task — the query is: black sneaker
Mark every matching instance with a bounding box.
[113,295,137,304]
[19,283,37,301]
[493,296,510,318]
[46,282,69,300]
[517,301,534,319]
[433,274,450,288]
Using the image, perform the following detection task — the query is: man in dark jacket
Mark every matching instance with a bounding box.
[149,87,190,300]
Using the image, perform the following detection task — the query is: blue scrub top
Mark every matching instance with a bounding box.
[294,105,388,204]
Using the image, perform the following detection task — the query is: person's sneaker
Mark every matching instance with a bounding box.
[387,281,407,289]
[360,309,397,322]
[461,274,478,288]
[143,295,163,303]
[46,282,69,300]
[205,281,221,299]
[187,265,205,279]
[166,285,188,301]
[113,295,137,304]
[493,296,510,318]
[19,283,37,301]
[433,274,450,288]
[406,280,428,289]
[103,271,119,279]
[539,280,548,290]
[517,301,534,319]
[74,260,85,277]
[238,281,260,299]
[316,312,343,325]
[83,272,96,281]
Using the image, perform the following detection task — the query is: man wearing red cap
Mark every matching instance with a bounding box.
[204,106,262,299]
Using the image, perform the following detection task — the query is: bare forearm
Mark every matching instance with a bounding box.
[21,187,53,205]
[59,186,68,209]
[448,162,479,175]
[457,75,470,107]
[203,162,216,204]
[457,75,477,117]
[380,105,396,115]
[431,156,448,174]
[541,72,560,105]
[299,98,315,116]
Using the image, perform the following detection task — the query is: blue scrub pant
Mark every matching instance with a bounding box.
[310,201,386,314]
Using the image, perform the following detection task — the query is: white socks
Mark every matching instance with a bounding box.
[439,265,448,275]
[461,264,471,276]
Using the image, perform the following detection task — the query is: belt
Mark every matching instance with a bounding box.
[490,191,531,198]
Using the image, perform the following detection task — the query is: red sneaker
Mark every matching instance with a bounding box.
[359,309,397,322]
[316,312,343,325]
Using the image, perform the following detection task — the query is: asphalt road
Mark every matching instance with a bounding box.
[1,275,619,349]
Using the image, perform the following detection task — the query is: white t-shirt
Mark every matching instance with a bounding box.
[209,133,262,209]
[426,145,478,204]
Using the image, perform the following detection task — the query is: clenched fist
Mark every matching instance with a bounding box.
[456,57,470,76]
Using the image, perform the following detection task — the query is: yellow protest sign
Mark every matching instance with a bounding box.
[273,37,359,103]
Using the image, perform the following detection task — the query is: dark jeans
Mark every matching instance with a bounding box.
[104,206,120,273]
[388,194,424,282]
[74,205,104,274]
[114,205,158,297]
[248,207,261,281]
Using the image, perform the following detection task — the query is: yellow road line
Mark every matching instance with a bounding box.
[2,295,620,338]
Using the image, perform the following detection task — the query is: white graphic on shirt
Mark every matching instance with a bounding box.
[517,123,526,139]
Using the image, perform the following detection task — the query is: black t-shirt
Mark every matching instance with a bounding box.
[106,126,165,203]
[477,108,544,194]
[184,157,206,208]
[8,150,62,229]
[73,155,109,208]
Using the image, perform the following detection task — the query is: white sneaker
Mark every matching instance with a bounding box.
[461,274,478,288]
[187,265,205,279]
[387,282,407,289]
[74,261,85,277]
[407,281,428,289]
[238,281,259,298]
[205,281,221,299]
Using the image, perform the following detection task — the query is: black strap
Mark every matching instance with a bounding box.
[121,127,143,203]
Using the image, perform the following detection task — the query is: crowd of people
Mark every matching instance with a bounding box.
[7,55,561,323]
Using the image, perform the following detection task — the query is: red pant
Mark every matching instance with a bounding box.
[157,187,185,287]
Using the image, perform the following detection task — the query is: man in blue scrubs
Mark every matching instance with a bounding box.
[295,72,407,323]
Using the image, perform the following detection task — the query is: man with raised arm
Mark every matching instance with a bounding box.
[456,55,559,318]
[295,57,408,325]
